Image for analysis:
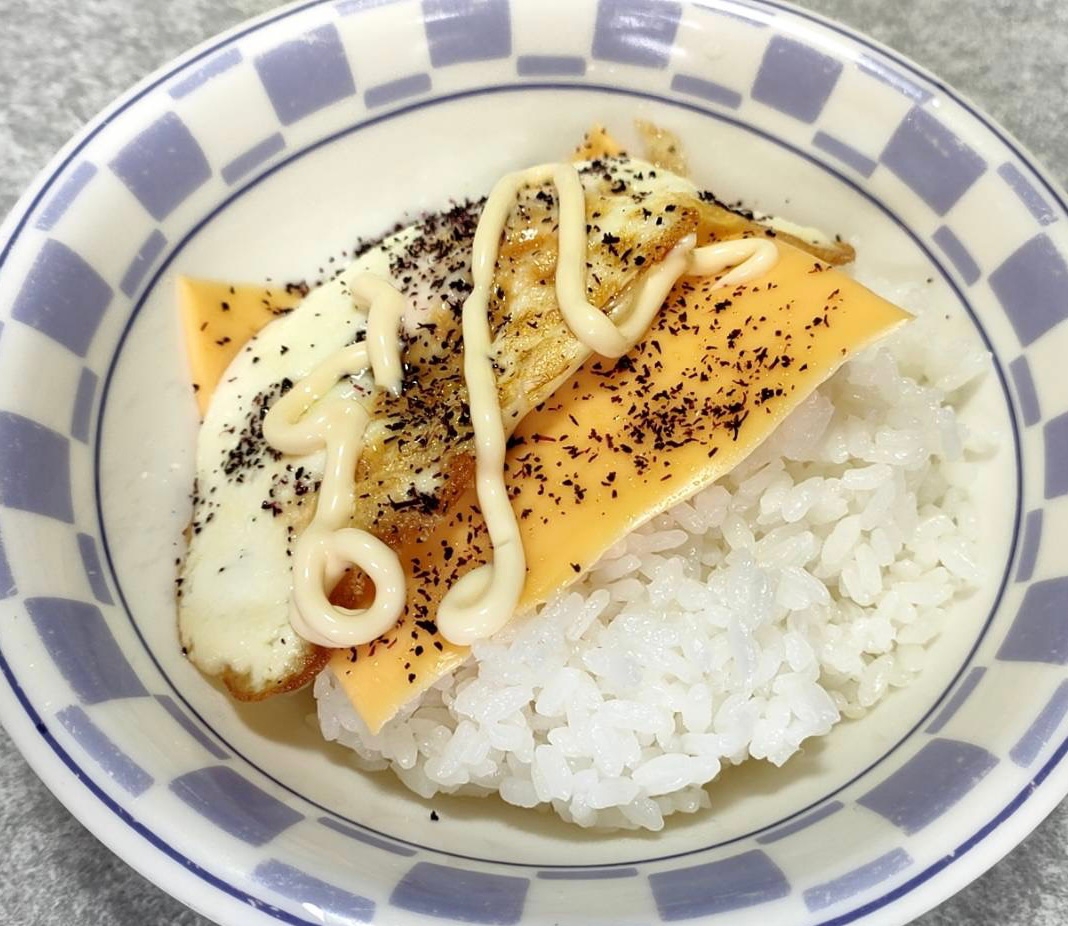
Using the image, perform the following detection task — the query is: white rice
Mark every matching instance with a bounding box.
[315,285,990,830]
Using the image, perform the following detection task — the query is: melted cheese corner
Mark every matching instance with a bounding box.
[178,278,304,416]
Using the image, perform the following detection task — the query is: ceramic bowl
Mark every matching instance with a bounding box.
[1,1,1067,924]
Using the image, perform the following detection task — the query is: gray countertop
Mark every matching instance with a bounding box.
[1,0,1066,922]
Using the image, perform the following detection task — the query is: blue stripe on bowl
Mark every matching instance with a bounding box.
[364,72,433,108]
[423,0,512,67]
[649,850,790,920]
[756,800,843,844]
[932,225,980,285]
[1015,509,1043,583]
[168,48,243,100]
[880,107,986,216]
[1011,680,1068,767]
[925,666,986,735]
[119,229,168,298]
[77,533,113,605]
[855,54,932,103]
[857,739,998,834]
[110,112,212,221]
[252,859,375,922]
[751,35,843,124]
[803,848,912,912]
[11,239,112,357]
[670,73,742,109]
[536,867,638,880]
[0,528,14,599]
[170,766,303,846]
[57,705,153,796]
[997,576,1068,663]
[592,0,682,69]
[221,133,286,185]
[1044,412,1068,499]
[516,55,587,77]
[154,695,230,760]
[34,162,97,232]
[391,862,529,925]
[997,162,1057,226]
[1009,355,1041,427]
[317,816,416,857]
[254,23,356,126]
[0,413,74,523]
[812,130,876,177]
[989,234,1068,347]
[26,597,147,703]
[70,367,98,444]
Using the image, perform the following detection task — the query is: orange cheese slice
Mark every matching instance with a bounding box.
[181,245,909,734]
[178,277,304,416]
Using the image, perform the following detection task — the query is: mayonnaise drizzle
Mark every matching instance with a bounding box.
[262,277,408,648]
[268,161,780,649]
[357,273,407,395]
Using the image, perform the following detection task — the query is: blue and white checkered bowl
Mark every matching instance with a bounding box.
[2,1,1067,923]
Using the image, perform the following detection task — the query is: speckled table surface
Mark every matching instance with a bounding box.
[1,0,1066,923]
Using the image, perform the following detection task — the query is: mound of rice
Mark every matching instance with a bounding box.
[315,293,990,831]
